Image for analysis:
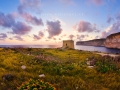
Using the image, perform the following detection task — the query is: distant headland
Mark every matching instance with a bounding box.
[76,32,120,49]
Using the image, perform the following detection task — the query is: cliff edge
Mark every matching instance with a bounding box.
[76,32,120,49]
[104,32,120,49]
[76,39,105,46]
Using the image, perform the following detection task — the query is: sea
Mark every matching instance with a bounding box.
[0,45,120,54]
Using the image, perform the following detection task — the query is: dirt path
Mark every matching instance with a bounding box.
[96,53,120,57]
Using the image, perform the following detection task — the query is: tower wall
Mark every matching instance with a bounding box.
[62,40,74,49]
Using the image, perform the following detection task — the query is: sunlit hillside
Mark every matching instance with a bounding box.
[0,48,120,90]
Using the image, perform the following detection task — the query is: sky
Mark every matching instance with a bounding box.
[0,0,120,45]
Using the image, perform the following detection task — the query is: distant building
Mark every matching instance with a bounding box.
[62,40,74,49]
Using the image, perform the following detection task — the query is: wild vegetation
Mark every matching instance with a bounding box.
[0,47,120,90]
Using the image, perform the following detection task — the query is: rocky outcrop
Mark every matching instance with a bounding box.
[76,32,120,49]
[76,39,105,46]
[104,32,120,49]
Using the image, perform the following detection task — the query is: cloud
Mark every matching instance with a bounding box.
[0,11,32,36]
[18,5,24,14]
[89,0,104,5]
[33,31,44,40]
[21,13,43,25]
[13,36,24,41]
[75,21,99,33]
[0,11,34,36]
[0,12,15,28]
[0,33,7,40]
[107,16,114,23]
[18,0,43,26]
[18,0,41,13]
[53,38,56,40]
[33,35,40,41]
[102,21,120,37]
[53,17,66,26]
[59,38,61,40]
[61,34,66,38]
[12,21,32,35]
[116,13,120,20]
[95,35,100,39]
[77,35,88,41]
[102,13,120,38]
[20,0,41,9]
[69,34,75,40]
[46,20,62,38]
[9,38,13,40]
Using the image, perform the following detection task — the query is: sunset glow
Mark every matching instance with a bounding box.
[0,0,120,45]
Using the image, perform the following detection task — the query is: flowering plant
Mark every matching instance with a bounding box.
[18,79,56,90]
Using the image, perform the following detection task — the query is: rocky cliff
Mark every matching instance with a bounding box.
[76,32,120,49]
[104,32,120,49]
[76,39,105,46]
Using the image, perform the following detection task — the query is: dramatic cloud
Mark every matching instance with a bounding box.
[89,0,103,5]
[12,21,32,35]
[46,20,62,38]
[102,13,120,37]
[0,12,15,28]
[13,36,24,41]
[69,34,75,40]
[0,33,7,40]
[21,13,43,25]
[102,21,120,37]
[18,0,43,26]
[75,21,99,33]
[107,16,114,23]
[33,31,44,40]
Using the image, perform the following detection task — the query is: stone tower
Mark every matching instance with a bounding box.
[62,40,74,49]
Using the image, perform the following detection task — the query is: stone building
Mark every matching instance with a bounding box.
[62,40,74,49]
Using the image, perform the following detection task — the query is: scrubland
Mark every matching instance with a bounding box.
[0,48,120,90]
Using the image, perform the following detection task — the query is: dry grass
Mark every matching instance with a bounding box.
[0,48,120,90]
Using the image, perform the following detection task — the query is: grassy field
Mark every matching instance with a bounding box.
[0,48,120,90]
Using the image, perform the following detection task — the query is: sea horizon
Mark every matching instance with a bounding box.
[0,45,120,54]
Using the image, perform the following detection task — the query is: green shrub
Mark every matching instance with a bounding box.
[18,79,56,90]
[96,61,117,73]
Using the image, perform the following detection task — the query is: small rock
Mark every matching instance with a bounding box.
[86,61,90,65]
[1,82,4,85]
[21,65,26,70]
[88,66,94,68]
[86,58,88,60]
[76,87,78,89]
[39,74,45,78]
